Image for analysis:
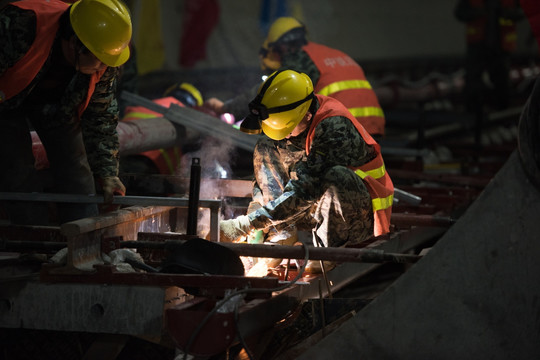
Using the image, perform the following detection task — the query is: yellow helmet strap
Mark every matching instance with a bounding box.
[266,92,314,117]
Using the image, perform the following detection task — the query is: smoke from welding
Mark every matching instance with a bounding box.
[177,135,240,237]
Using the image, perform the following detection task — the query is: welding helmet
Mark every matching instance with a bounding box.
[241,70,314,140]
[70,0,132,67]
[163,82,203,108]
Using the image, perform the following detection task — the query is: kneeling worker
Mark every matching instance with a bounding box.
[219,70,394,275]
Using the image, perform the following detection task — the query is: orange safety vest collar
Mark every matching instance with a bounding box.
[303,42,385,136]
[0,0,105,117]
[305,95,394,236]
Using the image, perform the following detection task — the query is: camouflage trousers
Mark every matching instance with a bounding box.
[0,110,98,224]
[252,137,374,248]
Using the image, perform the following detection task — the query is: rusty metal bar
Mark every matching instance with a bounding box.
[0,192,221,209]
[391,213,455,227]
[1,238,421,264]
[40,264,281,297]
[121,91,260,152]
[0,192,222,239]
[118,175,253,199]
[134,234,421,263]
[389,169,490,188]
[61,206,169,237]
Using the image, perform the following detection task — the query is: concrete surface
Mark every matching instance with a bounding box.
[298,150,540,359]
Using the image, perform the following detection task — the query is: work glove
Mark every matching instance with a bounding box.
[98,176,126,204]
[245,201,264,243]
[219,215,253,243]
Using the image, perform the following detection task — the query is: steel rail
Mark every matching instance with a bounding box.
[0,192,221,209]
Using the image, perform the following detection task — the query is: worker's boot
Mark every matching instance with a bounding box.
[246,226,298,277]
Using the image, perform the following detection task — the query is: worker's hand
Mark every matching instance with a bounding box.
[219,215,253,243]
[202,97,225,114]
[98,176,126,204]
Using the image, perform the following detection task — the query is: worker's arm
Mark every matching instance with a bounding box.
[204,82,261,119]
[248,116,373,230]
[0,6,35,77]
[80,67,122,180]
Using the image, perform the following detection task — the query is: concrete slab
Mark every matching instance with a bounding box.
[297,85,540,360]
[299,148,540,359]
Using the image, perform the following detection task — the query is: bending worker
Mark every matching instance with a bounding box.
[204,17,386,138]
[219,70,394,275]
[0,0,132,224]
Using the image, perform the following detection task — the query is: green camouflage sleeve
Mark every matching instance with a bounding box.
[249,116,374,230]
[304,116,374,173]
[222,82,261,119]
[279,49,320,84]
[80,67,121,178]
[0,6,35,76]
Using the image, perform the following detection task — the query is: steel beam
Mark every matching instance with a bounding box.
[132,234,421,264]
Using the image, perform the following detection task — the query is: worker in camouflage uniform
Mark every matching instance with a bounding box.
[219,70,394,275]
[204,17,386,138]
[0,0,132,224]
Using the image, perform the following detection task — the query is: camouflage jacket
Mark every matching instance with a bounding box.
[0,5,121,178]
[248,98,376,230]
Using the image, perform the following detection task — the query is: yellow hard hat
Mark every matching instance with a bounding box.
[266,17,305,45]
[70,0,132,67]
[247,70,314,140]
[163,82,203,107]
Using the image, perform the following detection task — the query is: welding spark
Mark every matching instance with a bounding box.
[220,112,235,125]
[214,160,228,179]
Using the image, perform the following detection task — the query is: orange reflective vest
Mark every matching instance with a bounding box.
[303,42,385,136]
[305,95,393,236]
[465,0,518,52]
[122,97,183,175]
[0,0,105,117]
